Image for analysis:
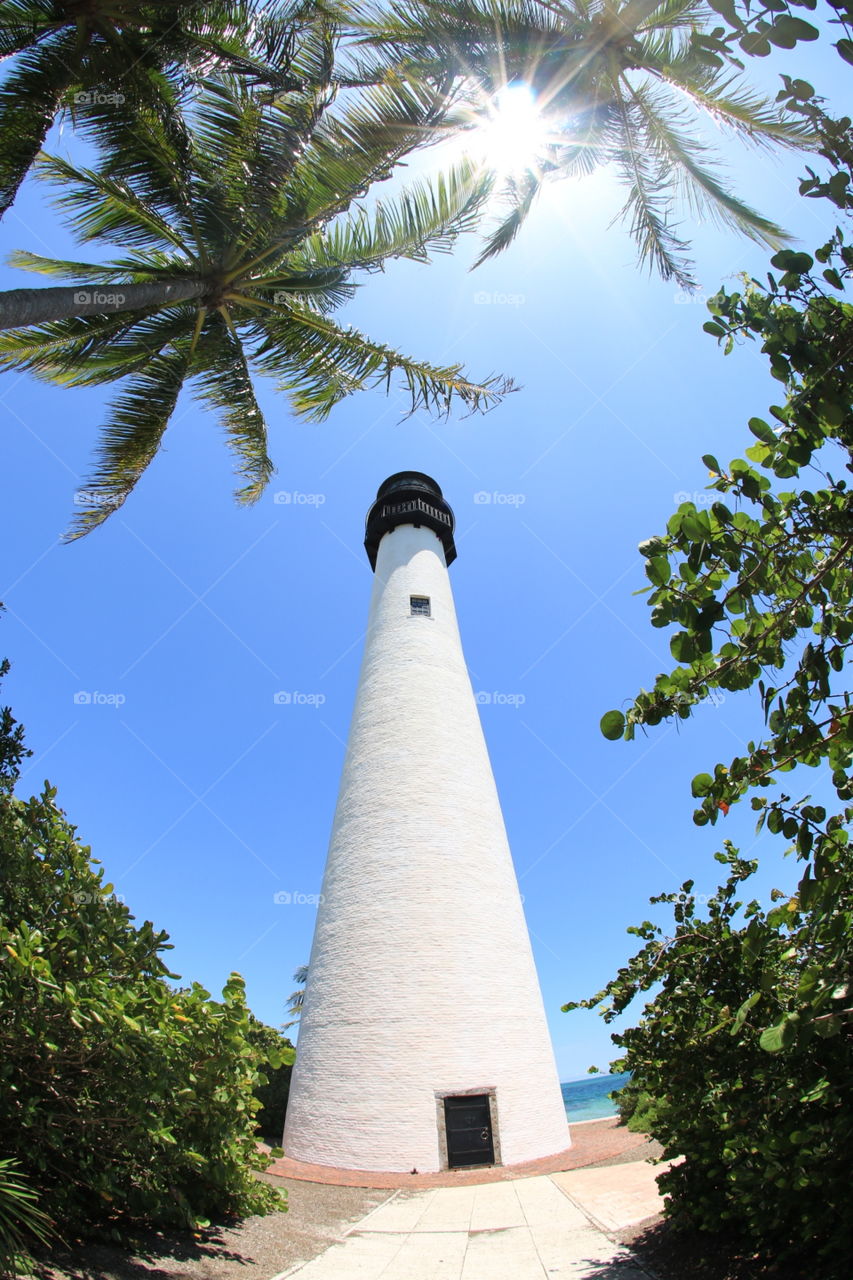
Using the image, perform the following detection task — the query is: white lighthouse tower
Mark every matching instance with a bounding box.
[283,473,570,1173]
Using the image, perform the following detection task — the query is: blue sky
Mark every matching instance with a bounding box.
[1,24,849,1080]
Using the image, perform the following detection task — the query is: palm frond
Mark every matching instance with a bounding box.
[0,1156,56,1273]
[253,1,337,94]
[7,251,139,282]
[193,314,275,503]
[284,74,454,233]
[190,72,334,251]
[36,154,192,254]
[0,1,65,57]
[249,264,356,313]
[629,82,790,248]
[296,159,494,273]
[355,0,565,63]
[66,346,191,540]
[188,80,268,250]
[353,0,815,280]
[283,961,308,1027]
[473,167,544,266]
[68,71,195,224]
[0,312,141,380]
[658,71,818,149]
[177,0,328,90]
[245,0,308,81]
[248,84,335,227]
[610,82,696,286]
[629,0,709,34]
[6,308,197,387]
[8,248,202,282]
[0,28,81,216]
[251,303,515,420]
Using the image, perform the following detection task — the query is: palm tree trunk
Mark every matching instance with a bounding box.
[0,280,207,330]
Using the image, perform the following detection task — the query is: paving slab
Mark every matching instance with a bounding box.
[514,1172,589,1229]
[460,1225,543,1280]
[280,1229,404,1279]
[530,1221,646,1276]
[369,1229,470,1280]
[414,1185,478,1233]
[467,1181,528,1232]
[355,1191,438,1234]
[282,1173,655,1280]
[553,1160,674,1232]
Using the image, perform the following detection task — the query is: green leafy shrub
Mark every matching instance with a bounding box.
[0,670,284,1240]
[567,852,853,1275]
[247,1018,294,1143]
[0,1158,54,1277]
[614,1084,664,1134]
[578,79,853,1280]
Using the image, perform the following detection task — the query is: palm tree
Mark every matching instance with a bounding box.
[284,963,308,1029]
[356,0,816,285]
[0,1157,55,1276]
[0,0,327,220]
[0,62,509,538]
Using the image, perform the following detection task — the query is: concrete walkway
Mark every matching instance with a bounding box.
[554,1160,677,1235]
[277,1169,665,1279]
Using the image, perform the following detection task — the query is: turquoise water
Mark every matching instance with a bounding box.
[561,1072,630,1122]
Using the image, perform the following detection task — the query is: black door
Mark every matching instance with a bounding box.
[444,1094,495,1168]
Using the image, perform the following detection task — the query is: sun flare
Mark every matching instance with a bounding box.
[465,84,551,177]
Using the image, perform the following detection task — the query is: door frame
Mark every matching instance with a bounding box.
[434,1086,502,1170]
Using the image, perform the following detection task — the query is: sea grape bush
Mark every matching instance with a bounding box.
[566,850,853,1272]
[581,86,853,1276]
[599,83,853,1047]
[685,0,850,68]
[248,1016,295,1140]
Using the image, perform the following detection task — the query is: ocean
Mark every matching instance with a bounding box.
[561,1072,630,1122]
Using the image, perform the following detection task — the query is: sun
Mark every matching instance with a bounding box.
[464,83,551,178]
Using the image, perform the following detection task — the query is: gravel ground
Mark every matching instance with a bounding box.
[22,1180,393,1280]
[583,1135,664,1169]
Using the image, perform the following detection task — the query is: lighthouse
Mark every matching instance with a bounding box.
[283,472,570,1173]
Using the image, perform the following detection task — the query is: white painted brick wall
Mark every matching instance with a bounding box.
[283,523,570,1172]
